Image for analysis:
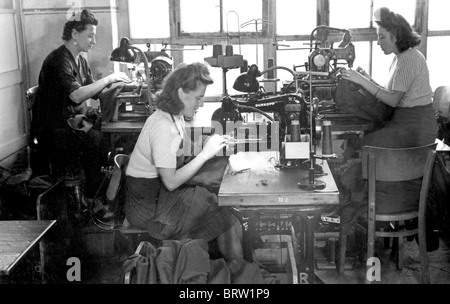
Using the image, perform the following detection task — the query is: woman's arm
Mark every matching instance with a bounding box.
[158,134,227,191]
[341,69,405,108]
[69,72,130,104]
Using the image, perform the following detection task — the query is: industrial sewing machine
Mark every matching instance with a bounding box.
[210,26,356,162]
[110,43,173,122]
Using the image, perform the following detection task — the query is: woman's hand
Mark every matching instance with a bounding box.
[199,134,227,160]
[105,72,131,84]
[340,68,364,85]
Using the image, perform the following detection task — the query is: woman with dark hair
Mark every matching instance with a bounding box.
[339,7,437,230]
[341,7,436,148]
[124,62,243,261]
[36,9,130,219]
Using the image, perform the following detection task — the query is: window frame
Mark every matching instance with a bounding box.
[123,0,448,93]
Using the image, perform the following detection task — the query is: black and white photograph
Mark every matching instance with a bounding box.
[1,0,450,290]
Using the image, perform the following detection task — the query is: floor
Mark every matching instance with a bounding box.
[75,229,450,285]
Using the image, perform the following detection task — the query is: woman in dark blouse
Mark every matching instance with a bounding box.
[36,9,129,217]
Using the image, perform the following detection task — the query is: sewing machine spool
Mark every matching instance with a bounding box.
[321,120,333,156]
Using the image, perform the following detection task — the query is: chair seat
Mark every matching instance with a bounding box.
[376,210,418,222]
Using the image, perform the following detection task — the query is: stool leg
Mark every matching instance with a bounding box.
[339,233,347,275]
[397,237,404,270]
[418,225,431,284]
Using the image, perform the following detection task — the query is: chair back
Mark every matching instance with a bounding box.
[106,154,129,202]
[26,85,39,112]
[433,86,450,119]
[362,143,437,182]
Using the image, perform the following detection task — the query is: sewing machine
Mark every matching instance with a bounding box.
[110,44,174,122]
[210,26,359,156]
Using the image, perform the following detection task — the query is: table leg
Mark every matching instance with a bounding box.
[296,209,320,284]
[229,208,253,262]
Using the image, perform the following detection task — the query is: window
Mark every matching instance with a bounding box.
[223,0,263,33]
[128,0,170,39]
[428,0,450,31]
[373,0,416,25]
[180,0,262,34]
[427,36,450,91]
[276,0,316,35]
[125,0,449,97]
[329,0,371,29]
[180,0,221,33]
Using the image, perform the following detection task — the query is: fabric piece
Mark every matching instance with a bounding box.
[227,258,265,284]
[122,241,159,284]
[184,156,229,194]
[334,78,394,128]
[208,259,231,284]
[98,81,126,122]
[67,114,93,133]
[155,239,210,284]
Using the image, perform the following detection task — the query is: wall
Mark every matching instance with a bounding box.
[0,0,28,168]
[22,0,120,87]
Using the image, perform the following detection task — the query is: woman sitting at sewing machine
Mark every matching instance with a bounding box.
[338,7,437,229]
[124,62,243,261]
[36,9,130,220]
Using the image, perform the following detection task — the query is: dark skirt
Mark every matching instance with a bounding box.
[124,176,238,241]
[363,104,437,148]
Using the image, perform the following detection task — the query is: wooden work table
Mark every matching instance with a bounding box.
[218,151,339,283]
[0,220,56,282]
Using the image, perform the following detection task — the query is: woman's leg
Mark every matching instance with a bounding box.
[217,221,243,261]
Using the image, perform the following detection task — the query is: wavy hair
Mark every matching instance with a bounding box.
[375,7,421,53]
[156,62,214,114]
[62,9,98,41]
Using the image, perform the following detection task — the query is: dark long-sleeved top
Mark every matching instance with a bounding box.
[37,45,94,129]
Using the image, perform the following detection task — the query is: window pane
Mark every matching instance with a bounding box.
[373,0,416,26]
[276,41,311,90]
[129,0,170,39]
[180,0,220,33]
[224,0,262,33]
[329,0,371,29]
[351,41,370,72]
[276,0,317,35]
[428,0,450,31]
[427,36,450,91]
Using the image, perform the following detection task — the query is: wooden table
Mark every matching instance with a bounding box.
[218,151,339,284]
[0,220,56,283]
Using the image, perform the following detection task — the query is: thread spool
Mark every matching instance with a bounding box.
[225,45,234,56]
[267,58,274,79]
[290,120,301,142]
[322,120,333,156]
[212,44,223,58]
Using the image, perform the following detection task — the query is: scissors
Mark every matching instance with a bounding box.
[230,168,251,176]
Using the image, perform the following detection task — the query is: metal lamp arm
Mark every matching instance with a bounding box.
[129,45,154,110]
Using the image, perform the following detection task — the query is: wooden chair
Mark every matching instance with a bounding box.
[106,154,148,251]
[338,143,436,284]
